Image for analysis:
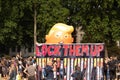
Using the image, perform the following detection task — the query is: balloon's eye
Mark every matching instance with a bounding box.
[64,34,68,38]
[55,34,60,38]
[65,35,67,38]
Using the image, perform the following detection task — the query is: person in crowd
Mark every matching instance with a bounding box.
[99,59,104,80]
[9,63,17,80]
[2,62,8,79]
[104,63,110,80]
[22,58,27,80]
[17,58,25,73]
[0,60,2,80]
[81,61,87,80]
[44,59,57,80]
[108,57,117,80]
[104,58,108,80]
[71,65,82,80]
[56,59,61,79]
[91,62,97,80]
[116,63,120,80]
[16,71,22,80]
[59,60,65,80]
[23,61,36,80]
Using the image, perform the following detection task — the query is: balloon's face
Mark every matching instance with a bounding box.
[45,23,74,44]
[46,31,73,44]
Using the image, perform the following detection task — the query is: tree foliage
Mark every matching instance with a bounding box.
[0,0,33,53]
[61,0,120,43]
[0,0,119,55]
[36,0,69,42]
[61,0,120,55]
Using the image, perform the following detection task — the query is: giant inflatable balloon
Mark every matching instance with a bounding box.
[45,23,74,44]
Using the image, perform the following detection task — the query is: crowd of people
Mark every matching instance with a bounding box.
[0,54,120,80]
[104,56,120,80]
[0,54,37,80]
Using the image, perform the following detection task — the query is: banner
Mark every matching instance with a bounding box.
[36,43,104,80]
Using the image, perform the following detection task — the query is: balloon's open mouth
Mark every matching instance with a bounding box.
[59,41,64,44]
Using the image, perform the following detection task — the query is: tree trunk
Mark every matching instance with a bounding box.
[75,26,84,43]
[34,3,37,55]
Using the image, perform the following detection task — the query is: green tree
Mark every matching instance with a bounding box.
[0,0,70,54]
[61,0,120,56]
[0,0,33,53]
[0,0,120,56]
[36,0,69,42]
